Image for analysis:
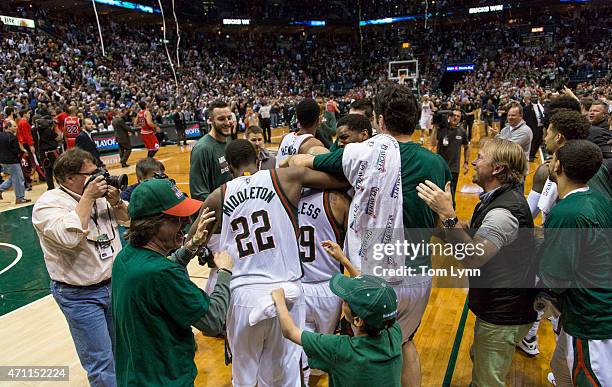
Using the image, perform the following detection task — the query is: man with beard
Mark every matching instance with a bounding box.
[189,99,234,293]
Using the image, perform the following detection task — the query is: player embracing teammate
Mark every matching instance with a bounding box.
[190,84,450,386]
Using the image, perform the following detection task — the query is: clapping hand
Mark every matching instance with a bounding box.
[187,207,216,248]
[416,180,456,220]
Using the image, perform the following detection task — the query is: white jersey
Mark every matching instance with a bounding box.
[220,170,302,290]
[298,190,344,283]
[276,132,314,167]
[421,102,433,118]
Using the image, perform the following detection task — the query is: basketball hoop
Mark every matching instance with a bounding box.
[399,74,407,85]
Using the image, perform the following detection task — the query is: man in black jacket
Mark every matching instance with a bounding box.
[0,120,31,204]
[32,111,61,190]
[112,108,132,167]
[173,108,187,146]
[523,94,545,162]
[587,101,612,159]
[417,138,536,387]
[75,118,103,167]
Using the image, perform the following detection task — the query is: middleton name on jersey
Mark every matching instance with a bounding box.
[222,186,276,216]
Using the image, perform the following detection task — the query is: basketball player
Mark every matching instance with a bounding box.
[335,114,372,149]
[276,98,327,168]
[298,188,350,385]
[193,139,347,386]
[63,106,81,150]
[286,84,452,386]
[539,140,612,387]
[190,99,234,294]
[136,101,160,158]
[419,95,435,144]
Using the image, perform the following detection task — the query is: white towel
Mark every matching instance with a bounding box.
[341,134,405,281]
[537,177,558,223]
[248,282,300,326]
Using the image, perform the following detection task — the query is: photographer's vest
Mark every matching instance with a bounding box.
[467,184,538,325]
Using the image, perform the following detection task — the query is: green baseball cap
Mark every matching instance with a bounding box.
[128,179,202,220]
[329,273,398,330]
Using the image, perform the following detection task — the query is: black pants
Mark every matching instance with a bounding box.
[21,152,33,187]
[118,143,132,166]
[529,126,543,161]
[261,118,271,143]
[40,149,59,190]
[176,128,187,145]
[450,172,460,206]
[466,119,474,141]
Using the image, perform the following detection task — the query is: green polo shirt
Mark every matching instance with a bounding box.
[313,141,451,269]
[302,322,403,387]
[189,134,231,201]
[112,244,211,386]
[539,190,612,339]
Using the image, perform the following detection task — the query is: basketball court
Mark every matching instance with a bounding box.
[0,123,557,386]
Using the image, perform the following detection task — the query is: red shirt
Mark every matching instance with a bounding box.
[64,116,81,139]
[17,118,34,146]
[56,112,69,130]
[137,110,155,134]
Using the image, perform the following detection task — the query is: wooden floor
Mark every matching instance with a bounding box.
[0,123,556,386]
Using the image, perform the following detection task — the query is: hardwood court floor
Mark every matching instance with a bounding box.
[0,123,555,386]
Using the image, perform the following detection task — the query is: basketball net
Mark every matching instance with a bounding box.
[398,74,407,85]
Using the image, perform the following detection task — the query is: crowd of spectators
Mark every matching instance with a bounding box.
[0,4,609,139]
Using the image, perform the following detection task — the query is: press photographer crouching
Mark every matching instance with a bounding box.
[112,179,233,386]
[32,147,130,386]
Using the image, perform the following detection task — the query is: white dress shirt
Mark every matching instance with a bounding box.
[32,186,125,286]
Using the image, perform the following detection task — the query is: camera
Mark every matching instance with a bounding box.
[87,170,128,192]
[197,245,216,268]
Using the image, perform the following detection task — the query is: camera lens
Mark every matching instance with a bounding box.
[106,174,128,191]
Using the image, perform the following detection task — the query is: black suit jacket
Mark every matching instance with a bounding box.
[522,104,540,134]
[75,131,103,166]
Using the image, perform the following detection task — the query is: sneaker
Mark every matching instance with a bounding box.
[517,335,540,356]
[547,372,556,386]
[15,198,32,205]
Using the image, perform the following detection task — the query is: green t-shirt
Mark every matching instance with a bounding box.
[313,141,452,268]
[112,244,211,386]
[301,322,403,387]
[189,134,231,201]
[539,190,612,339]
[588,162,612,200]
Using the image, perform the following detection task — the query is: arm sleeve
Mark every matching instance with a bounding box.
[31,204,88,248]
[155,264,210,327]
[189,146,214,201]
[313,148,344,175]
[538,216,580,290]
[474,208,519,249]
[301,331,341,372]
[168,247,195,267]
[192,270,231,336]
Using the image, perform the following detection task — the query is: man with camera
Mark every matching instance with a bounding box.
[32,106,63,190]
[431,109,469,203]
[32,148,129,387]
